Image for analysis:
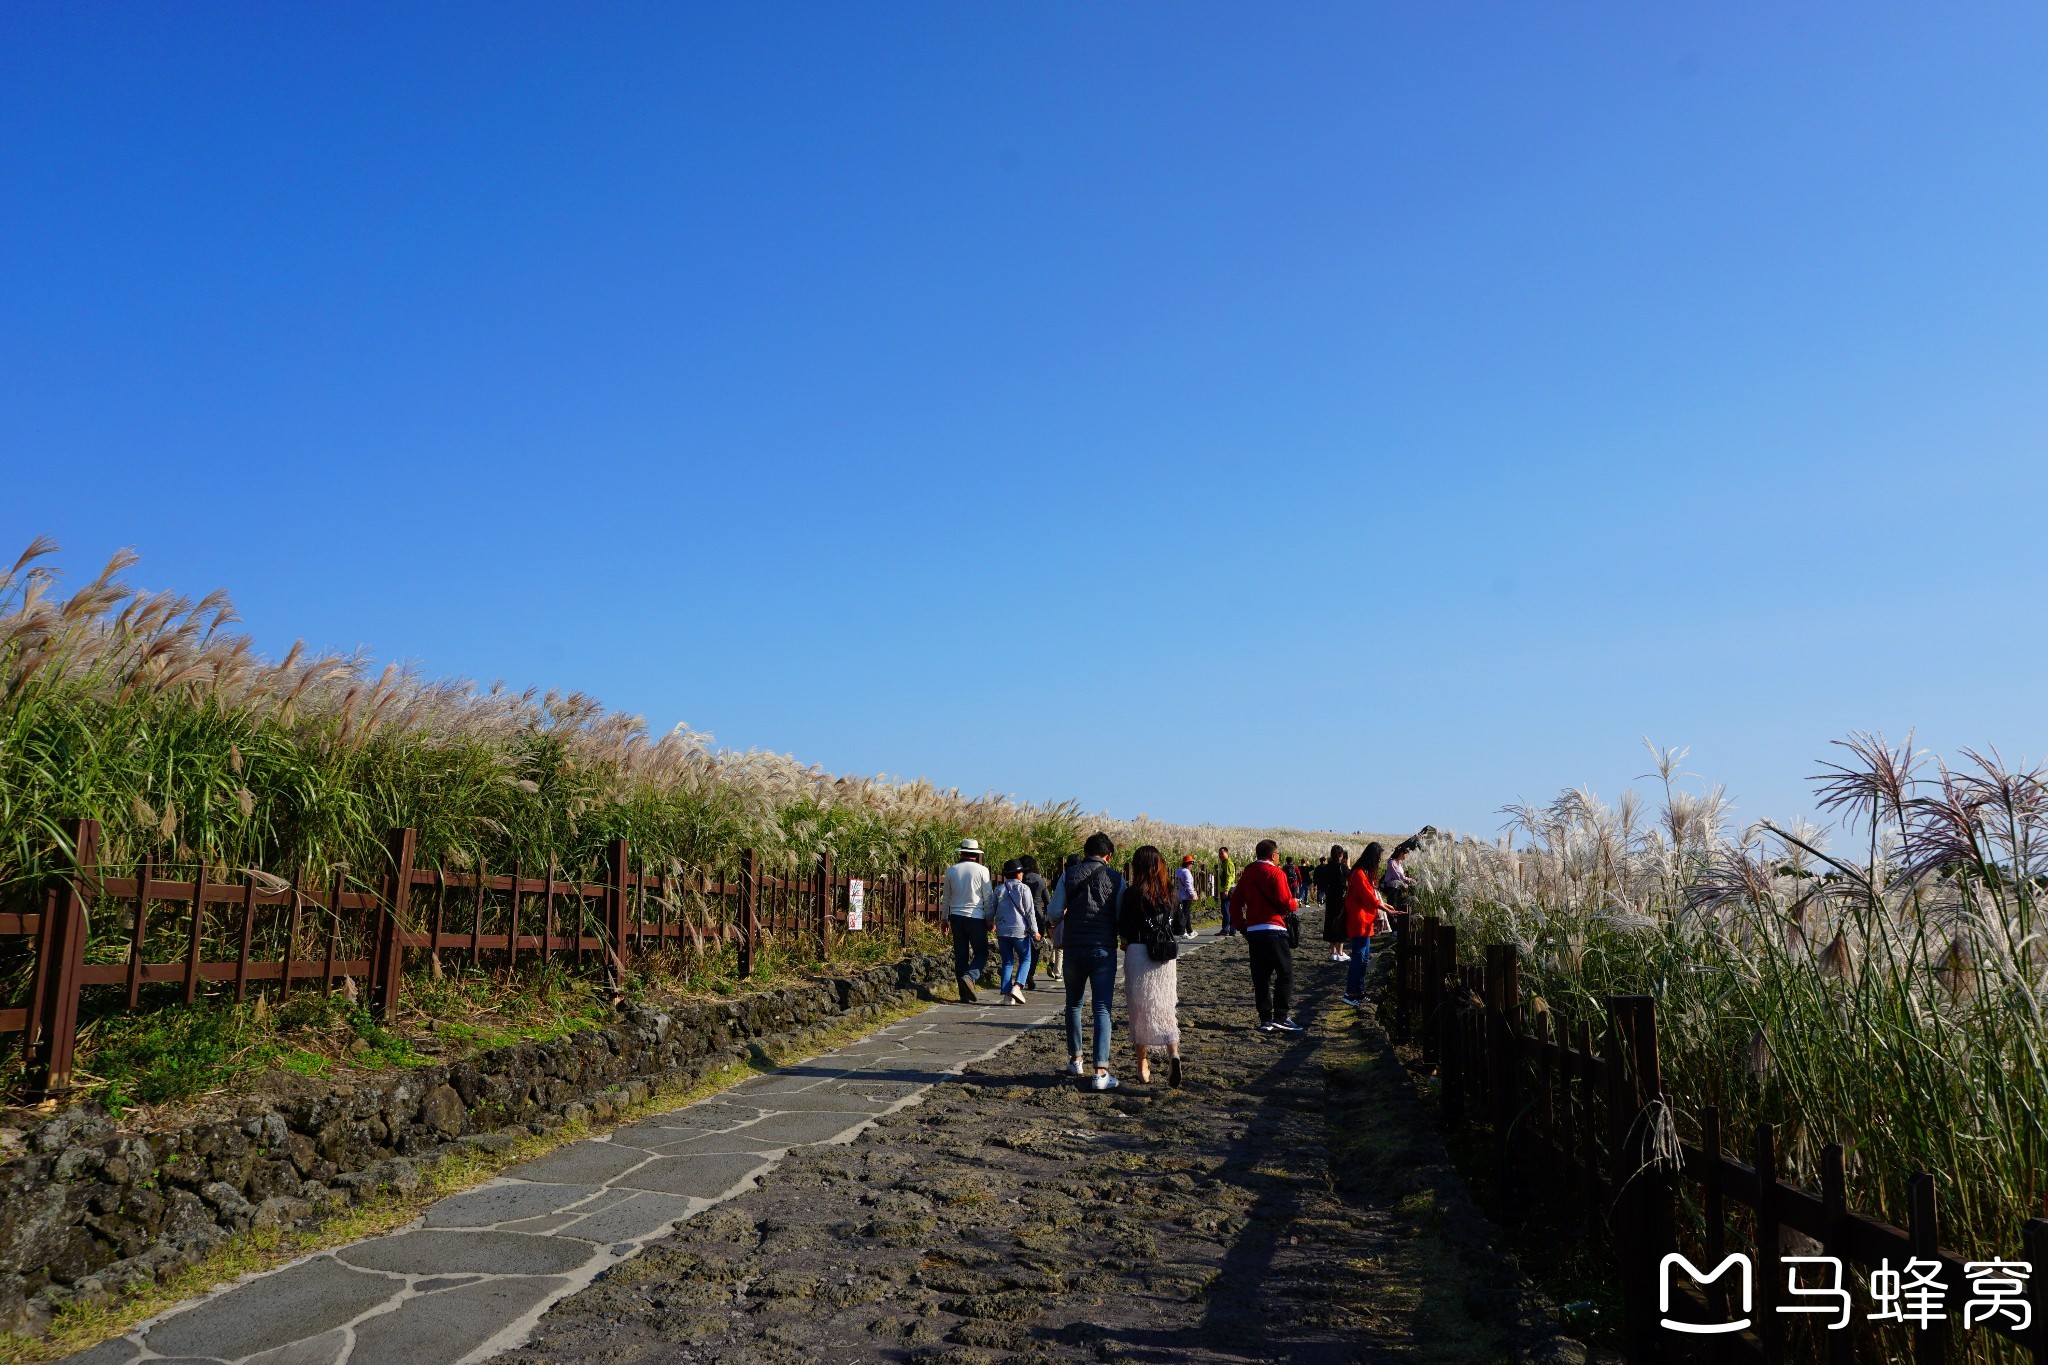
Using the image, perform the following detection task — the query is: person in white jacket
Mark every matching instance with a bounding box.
[1173,855,1198,938]
[990,861,1040,1005]
[944,838,994,1002]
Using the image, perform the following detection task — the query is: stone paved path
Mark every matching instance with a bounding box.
[63,992,1065,1365]
[504,938,1576,1364]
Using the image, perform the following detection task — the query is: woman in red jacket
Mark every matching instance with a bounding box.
[1340,842,1390,1006]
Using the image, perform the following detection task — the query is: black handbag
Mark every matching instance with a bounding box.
[1143,898,1180,962]
[1283,912,1301,948]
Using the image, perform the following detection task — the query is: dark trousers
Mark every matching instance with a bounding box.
[1247,930,1294,1024]
[1174,899,1193,935]
[950,915,990,983]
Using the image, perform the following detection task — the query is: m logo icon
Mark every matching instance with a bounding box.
[1661,1253,1754,1335]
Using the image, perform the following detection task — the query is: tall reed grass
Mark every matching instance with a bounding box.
[1411,737,2048,1267]
[0,540,1357,908]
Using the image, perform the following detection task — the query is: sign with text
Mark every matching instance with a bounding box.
[847,878,865,931]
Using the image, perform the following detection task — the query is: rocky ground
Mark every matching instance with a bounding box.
[507,941,1581,1364]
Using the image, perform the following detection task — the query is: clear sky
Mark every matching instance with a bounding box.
[5,4,2046,839]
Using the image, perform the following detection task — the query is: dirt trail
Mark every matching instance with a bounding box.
[508,939,1581,1364]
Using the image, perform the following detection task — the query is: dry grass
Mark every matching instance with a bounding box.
[1411,736,2048,1283]
[0,539,1373,902]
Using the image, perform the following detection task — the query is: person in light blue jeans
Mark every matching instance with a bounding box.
[1342,843,1390,1005]
[1047,832,1128,1090]
[990,861,1039,1004]
[1063,943,1119,1074]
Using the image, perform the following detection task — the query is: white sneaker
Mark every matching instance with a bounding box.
[1339,995,1362,1007]
[1274,1018,1305,1033]
[1258,1021,1279,1033]
[1092,1073,1119,1091]
[1068,1059,1086,1076]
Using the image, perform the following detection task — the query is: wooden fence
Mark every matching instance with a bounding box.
[1389,912,2048,1364]
[2,818,950,1098]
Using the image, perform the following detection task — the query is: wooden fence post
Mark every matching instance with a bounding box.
[1577,1018,1599,1239]
[1437,924,1462,1121]
[1607,995,1672,1364]
[1392,913,1410,1036]
[816,849,833,958]
[1908,1172,1947,1365]
[1536,1010,1561,1183]
[1421,916,1442,1064]
[898,859,910,949]
[181,862,205,1006]
[1755,1123,1783,1363]
[233,877,258,1002]
[738,848,757,979]
[369,827,415,1019]
[125,853,150,1009]
[606,837,631,985]
[26,818,98,1097]
[1486,944,1521,1196]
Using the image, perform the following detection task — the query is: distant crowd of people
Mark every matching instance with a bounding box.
[939,829,1428,1091]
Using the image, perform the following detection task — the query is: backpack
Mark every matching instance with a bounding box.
[1141,895,1180,962]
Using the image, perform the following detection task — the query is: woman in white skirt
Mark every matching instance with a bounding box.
[1117,845,1184,1086]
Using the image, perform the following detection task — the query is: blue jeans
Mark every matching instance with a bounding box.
[1064,943,1118,1068]
[998,936,1033,995]
[1346,935,1372,998]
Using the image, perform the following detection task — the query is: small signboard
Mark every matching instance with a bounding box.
[847,878,865,931]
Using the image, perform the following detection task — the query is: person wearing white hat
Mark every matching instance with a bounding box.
[944,838,995,1001]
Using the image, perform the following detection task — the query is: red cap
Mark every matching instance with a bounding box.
[1182,855,1195,864]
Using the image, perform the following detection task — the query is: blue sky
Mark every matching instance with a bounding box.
[5,4,2047,838]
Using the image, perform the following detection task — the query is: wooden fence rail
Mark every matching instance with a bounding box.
[1387,912,2048,1364]
[1,818,950,1098]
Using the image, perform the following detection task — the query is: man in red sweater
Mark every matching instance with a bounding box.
[1229,839,1304,1033]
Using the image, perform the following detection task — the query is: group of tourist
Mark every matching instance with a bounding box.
[941,830,1427,1092]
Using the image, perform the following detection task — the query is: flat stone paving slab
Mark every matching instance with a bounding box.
[551,1191,700,1245]
[337,1229,596,1277]
[608,1150,774,1199]
[422,1180,608,1228]
[64,988,1058,1365]
[346,1276,567,1363]
[143,1256,398,1360]
[492,1140,649,1186]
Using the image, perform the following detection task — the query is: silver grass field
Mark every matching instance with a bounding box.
[0,540,1366,1105]
[1412,736,2048,1281]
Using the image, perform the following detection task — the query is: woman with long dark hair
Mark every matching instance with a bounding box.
[1117,845,1184,1085]
[1318,844,1350,962]
[1381,832,1425,916]
[1341,842,1391,1005]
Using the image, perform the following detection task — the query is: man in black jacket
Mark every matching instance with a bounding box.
[1047,832,1126,1091]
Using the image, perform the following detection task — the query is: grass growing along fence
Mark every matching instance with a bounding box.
[1409,736,2048,1286]
[3,920,952,1116]
[0,538,1371,1110]
[0,538,1363,912]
